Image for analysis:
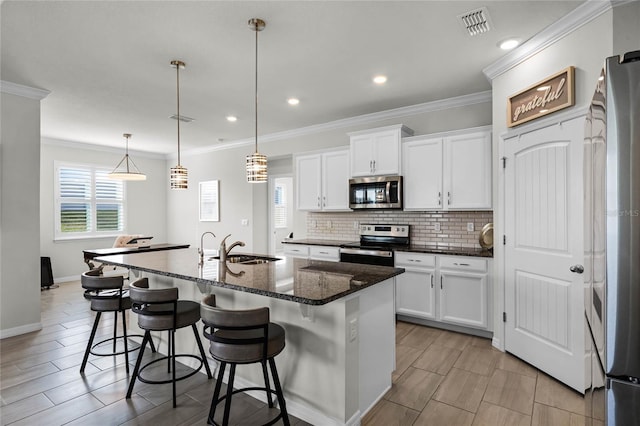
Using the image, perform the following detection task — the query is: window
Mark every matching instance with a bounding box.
[55,162,125,239]
[274,182,287,228]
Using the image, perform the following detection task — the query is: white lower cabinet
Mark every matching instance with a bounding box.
[283,244,340,262]
[395,253,491,332]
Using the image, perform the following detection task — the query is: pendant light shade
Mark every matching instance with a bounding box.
[246,18,267,183]
[108,133,146,181]
[170,59,188,190]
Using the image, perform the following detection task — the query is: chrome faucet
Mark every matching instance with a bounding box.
[219,234,245,262]
[198,231,216,265]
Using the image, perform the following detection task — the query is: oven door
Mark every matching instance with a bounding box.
[339,247,394,267]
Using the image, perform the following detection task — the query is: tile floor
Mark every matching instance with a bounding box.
[362,321,591,426]
[0,281,589,425]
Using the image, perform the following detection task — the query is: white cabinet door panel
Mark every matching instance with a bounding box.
[322,150,350,211]
[396,269,436,320]
[403,138,442,210]
[350,135,374,177]
[372,130,401,176]
[439,271,487,328]
[296,155,322,210]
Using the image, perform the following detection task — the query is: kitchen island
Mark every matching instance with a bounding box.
[96,248,404,426]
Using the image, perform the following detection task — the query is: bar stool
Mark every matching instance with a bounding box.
[126,278,212,407]
[80,269,152,374]
[200,294,289,426]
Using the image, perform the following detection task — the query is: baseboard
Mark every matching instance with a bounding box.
[0,322,42,339]
[55,275,80,283]
[492,336,504,351]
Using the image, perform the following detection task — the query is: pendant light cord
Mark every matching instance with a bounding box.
[176,64,181,166]
[125,134,130,172]
[254,20,259,154]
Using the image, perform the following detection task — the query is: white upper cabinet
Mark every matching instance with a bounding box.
[402,127,492,211]
[349,124,413,177]
[296,149,350,211]
[403,137,443,210]
[443,130,492,210]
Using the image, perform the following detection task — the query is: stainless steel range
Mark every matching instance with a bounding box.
[339,224,409,267]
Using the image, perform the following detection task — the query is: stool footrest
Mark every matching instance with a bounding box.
[89,334,144,357]
[137,354,205,385]
[209,387,284,426]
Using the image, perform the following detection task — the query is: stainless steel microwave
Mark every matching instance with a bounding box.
[349,176,403,209]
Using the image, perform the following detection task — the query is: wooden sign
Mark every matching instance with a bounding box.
[507,66,575,127]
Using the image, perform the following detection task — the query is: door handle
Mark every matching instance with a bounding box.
[570,264,584,274]
[431,275,434,288]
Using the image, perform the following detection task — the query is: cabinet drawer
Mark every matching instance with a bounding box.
[395,252,436,268]
[309,245,340,261]
[439,256,487,272]
[283,244,309,258]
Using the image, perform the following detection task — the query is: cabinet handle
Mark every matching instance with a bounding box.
[431,275,434,288]
[369,160,373,173]
[447,191,451,206]
[373,160,376,172]
[440,276,443,290]
[453,262,470,266]
[319,251,329,254]
[438,191,441,206]
[323,196,326,207]
[317,196,320,208]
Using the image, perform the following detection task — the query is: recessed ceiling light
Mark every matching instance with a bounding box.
[373,75,387,84]
[287,98,300,106]
[226,115,237,122]
[499,39,519,50]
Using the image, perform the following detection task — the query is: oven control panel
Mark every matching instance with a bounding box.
[360,224,409,238]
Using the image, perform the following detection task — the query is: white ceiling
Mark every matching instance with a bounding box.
[1,1,582,155]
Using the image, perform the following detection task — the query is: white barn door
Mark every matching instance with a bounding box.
[504,116,584,392]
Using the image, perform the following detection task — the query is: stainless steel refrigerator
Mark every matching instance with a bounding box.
[584,50,640,426]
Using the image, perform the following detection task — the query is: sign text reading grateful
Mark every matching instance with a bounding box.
[507,67,575,127]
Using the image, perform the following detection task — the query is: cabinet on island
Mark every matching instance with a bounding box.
[403,126,492,211]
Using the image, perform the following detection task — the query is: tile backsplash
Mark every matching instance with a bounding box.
[306,210,493,249]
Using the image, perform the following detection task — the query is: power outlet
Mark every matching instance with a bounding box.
[467,222,475,232]
[327,220,332,229]
[241,219,249,226]
[349,318,358,342]
[434,222,441,232]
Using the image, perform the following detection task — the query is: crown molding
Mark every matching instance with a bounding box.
[483,0,619,82]
[41,137,166,160]
[1,80,50,100]
[181,90,492,158]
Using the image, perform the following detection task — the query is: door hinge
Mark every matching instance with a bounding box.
[503,235,506,245]
[503,312,507,323]
[502,157,507,169]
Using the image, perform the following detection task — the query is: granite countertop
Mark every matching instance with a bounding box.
[282,239,493,258]
[96,248,404,306]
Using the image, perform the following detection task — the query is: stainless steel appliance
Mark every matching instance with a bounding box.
[349,176,403,209]
[584,50,640,425]
[339,224,409,266]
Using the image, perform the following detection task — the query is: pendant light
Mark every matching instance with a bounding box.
[170,59,188,190]
[108,133,146,180]
[246,18,267,183]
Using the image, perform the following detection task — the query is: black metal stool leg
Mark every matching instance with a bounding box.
[167,330,172,373]
[113,311,118,353]
[208,361,227,425]
[269,358,290,426]
[80,311,101,373]
[222,363,236,426]
[261,360,274,408]
[148,333,157,353]
[126,330,149,398]
[192,324,212,379]
[171,329,177,408]
[121,310,129,374]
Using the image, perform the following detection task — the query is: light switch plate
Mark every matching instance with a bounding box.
[434,222,441,232]
[241,219,249,226]
[467,222,474,232]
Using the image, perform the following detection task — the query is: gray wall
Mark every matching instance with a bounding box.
[40,139,168,280]
[1,91,42,336]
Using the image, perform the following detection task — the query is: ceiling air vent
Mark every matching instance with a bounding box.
[169,114,195,123]
[458,7,492,36]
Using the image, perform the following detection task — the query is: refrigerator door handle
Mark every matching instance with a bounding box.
[570,264,584,274]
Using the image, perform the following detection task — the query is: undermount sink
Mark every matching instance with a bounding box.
[208,254,281,265]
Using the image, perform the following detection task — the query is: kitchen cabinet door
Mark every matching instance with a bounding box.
[350,134,377,177]
[371,129,401,176]
[296,154,322,210]
[439,270,487,329]
[321,150,350,211]
[396,269,436,320]
[443,130,492,210]
[349,124,412,177]
[403,137,443,210]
